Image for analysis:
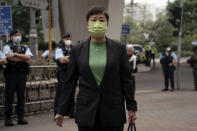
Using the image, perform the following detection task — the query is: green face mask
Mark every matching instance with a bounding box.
[88,21,107,38]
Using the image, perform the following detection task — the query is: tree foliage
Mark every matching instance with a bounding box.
[1,0,30,42]
[167,0,197,51]
[152,13,176,51]
[168,0,197,36]
[0,0,44,48]
[123,1,196,53]
[122,9,175,52]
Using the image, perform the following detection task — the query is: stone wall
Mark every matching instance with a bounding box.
[0,66,58,120]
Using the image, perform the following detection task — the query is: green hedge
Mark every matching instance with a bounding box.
[38,40,48,50]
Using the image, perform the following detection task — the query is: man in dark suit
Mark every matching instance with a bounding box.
[55,6,137,131]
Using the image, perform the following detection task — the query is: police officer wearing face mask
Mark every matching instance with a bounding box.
[160,44,177,91]
[54,33,75,118]
[3,30,33,126]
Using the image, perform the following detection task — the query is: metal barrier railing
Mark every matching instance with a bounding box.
[0,65,58,118]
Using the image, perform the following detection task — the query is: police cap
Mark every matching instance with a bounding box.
[10,29,20,37]
[164,44,170,48]
[63,33,72,38]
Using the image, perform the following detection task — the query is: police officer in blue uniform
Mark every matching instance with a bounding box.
[54,33,75,118]
[3,30,33,126]
[160,44,177,91]
[41,41,57,60]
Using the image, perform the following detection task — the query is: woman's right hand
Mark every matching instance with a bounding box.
[128,110,137,123]
[55,114,64,127]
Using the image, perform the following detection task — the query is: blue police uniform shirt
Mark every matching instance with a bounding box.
[0,51,6,59]
[159,52,177,60]
[41,50,55,58]
[55,47,71,60]
[3,44,33,56]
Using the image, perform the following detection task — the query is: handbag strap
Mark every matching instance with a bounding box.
[127,123,136,131]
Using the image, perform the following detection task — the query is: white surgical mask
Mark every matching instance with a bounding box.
[64,40,72,46]
[13,36,22,44]
[166,47,171,52]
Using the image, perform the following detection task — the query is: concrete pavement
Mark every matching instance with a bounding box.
[1,90,196,131]
[135,90,197,131]
[0,63,196,131]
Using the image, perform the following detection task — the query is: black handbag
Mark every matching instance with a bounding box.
[127,122,136,131]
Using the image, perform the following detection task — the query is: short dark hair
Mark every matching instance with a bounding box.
[86,6,109,22]
[63,33,72,38]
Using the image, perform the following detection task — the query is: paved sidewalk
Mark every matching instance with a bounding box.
[0,63,195,131]
[1,90,197,131]
[135,90,197,131]
[138,64,151,72]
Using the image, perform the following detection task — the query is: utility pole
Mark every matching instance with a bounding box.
[131,0,134,17]
[29,8,38,59]
[176,0,184,90]
[124,0,133,45]
[48,0,52,63]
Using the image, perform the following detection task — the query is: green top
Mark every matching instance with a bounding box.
[151,47,157,54]
[89,41,107,86]
[144,45,151,51]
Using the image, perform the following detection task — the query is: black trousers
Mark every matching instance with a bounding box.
[163,66,175,89]
[54,71,75,115]
[151,54,156,67]
[78,109,124,131]
[4,72,27,118]
[193,69,197,90]
[145,51,151,66]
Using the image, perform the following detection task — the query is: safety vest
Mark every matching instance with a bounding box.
[4,41,30,73]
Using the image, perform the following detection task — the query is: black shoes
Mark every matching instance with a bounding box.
[18,117,28,125]
[162,88,175,92]
[162,88,169,91]
[4,118,14,126]
[5,116,28,126]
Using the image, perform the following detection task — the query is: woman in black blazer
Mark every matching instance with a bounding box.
[55,6,137,131]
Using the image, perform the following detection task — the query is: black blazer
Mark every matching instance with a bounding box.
[58,37,137,127]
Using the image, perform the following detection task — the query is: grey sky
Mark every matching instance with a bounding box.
[125,0,175,8]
